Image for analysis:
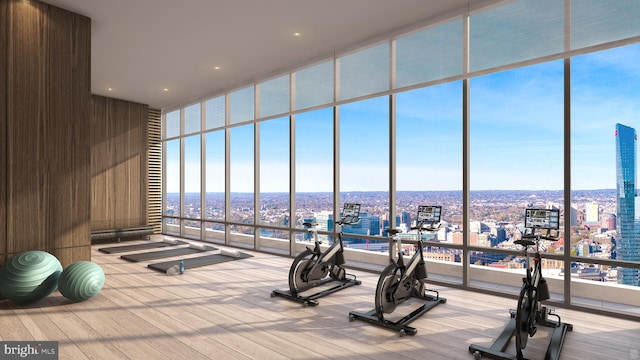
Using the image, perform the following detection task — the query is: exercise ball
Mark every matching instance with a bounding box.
[58,261,105,301]
[0,251,62,304]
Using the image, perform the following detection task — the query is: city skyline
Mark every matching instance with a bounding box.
[615,123,640,286]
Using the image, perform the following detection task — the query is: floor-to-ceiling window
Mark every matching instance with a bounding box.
[183,134,201,239]
[396,82,463,283]
[164,108,181,236]
[229,124,254,248]
[204,129,225,243]
[258,116,290,253]
[160,0,640,318]
[204,96,226,243]
[571,43,640,311]
[469,61,565,297]
[294,108,334,247]
[339,96,389,251]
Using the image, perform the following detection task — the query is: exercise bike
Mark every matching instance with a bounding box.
[469,208,572,360]
[349,205,446,336]
[271,203,362,306]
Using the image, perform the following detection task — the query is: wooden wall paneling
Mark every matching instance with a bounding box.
[0,0,8,262]
[45,5,91,250]
[45,4,72,251]
[7,0,48,254]
[5,1,91,262]
[49,245,91,268]
[73,11,92,249]
[113,99,133,228]
[90,96,149,232]
[67,8,91,249]
[91,95,116,230]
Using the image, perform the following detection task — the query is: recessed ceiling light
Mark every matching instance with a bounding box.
[163,88,169,92]
[293,32,301,37]
[107,88,112,91]
[213,66,220,70]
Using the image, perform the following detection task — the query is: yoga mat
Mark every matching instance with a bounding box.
[120,245,217,262]
[98,240,188,254]
[147,251,253,273]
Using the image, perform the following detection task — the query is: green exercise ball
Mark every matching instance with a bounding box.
[0,251,62,304]
[58,261,105,301]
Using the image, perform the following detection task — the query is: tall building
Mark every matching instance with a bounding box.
[615,123,640,286]
[585,201,599,223]
[602,213,616,231]
[315,211,334,243]
[369,215,381,236]
[570,203,578,227]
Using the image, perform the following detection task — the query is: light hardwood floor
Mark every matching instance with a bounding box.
[1,238,639,360]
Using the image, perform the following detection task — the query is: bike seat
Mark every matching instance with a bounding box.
[514,239,536,247]
[303,222,318,227]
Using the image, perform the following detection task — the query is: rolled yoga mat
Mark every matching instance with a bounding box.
[147,251,253,273]
[189,243,207,250]
[120,244,217,262]
[220,248,241,258]
[98,239,188,254]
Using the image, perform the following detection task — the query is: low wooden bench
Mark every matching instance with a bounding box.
[91,226,155,243]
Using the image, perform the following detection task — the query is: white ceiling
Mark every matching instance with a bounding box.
[43,0,485,110]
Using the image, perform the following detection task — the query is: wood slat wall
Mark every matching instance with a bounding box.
[90,95,149,231]
[2,0,91,267]
[0,0,8,263]
[148,108,163,234]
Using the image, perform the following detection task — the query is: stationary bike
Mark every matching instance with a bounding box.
[271,203,362,306]
[349,205,446,336]
[469,208,572,360]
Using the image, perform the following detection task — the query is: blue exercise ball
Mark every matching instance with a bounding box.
[0,251,62,304]
[58,261,105,301]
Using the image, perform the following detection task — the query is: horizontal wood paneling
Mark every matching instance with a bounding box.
[2,0,91,265]
[91,95,149,232]
[148,108,162,234]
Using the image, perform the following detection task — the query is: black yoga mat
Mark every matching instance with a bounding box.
[120,245,217,262]
[147,251,253,273]
[98,240,188,254]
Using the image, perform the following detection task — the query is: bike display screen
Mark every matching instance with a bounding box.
[417,205,441,223]
[342,203,361,218]
[524,208,559,230]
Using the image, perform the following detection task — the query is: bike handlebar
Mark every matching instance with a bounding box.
[410,221,441,232]
[335,216,361,226]
[522,234,559,242]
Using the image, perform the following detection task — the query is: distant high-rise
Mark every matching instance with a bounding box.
[369,215,381,236]
[585,201,599,223]
[601,213,616,231]
[614,123,640,286]
[570,203,578,227]
[315,211,334,243]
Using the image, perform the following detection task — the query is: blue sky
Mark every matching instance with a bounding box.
[168,43,640,193]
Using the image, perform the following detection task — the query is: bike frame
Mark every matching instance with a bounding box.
[515,238,543,358]
[390,232,420,273]
[469,222,572,360]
